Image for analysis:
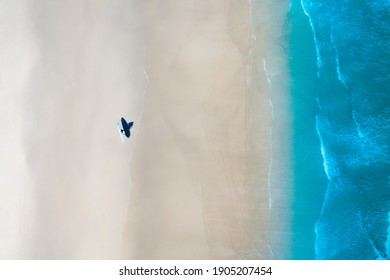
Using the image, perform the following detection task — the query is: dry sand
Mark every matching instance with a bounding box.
[0,0,291,259]
[0,0,146,258]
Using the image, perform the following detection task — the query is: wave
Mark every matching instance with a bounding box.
[299,0,390,259]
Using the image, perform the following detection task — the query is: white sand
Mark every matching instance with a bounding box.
[0,0,146,258]
[0,0,291,259]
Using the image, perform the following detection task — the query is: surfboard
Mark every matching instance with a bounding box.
[116,121,124,143]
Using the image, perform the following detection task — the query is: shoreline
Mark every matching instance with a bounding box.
[247,0,293,259]
[121,0,292,259]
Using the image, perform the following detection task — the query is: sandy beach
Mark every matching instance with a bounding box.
[121,0,291,259]
[122,0,256,259]
[0,0,291,259]
[0,0,146,258]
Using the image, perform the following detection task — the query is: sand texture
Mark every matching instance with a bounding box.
[0,0,291,259]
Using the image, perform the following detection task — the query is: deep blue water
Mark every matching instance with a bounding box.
[288,0,390,259]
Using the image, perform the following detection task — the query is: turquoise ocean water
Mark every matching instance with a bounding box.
[260,0,389,259]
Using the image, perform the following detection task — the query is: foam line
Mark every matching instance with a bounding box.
[300,0,322,77]
[263,58,274,210]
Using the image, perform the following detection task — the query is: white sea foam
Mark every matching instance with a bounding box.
[329,27,348,88]
[315,116,334,180]
[263,58,274,211]
[300,0,322,77]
